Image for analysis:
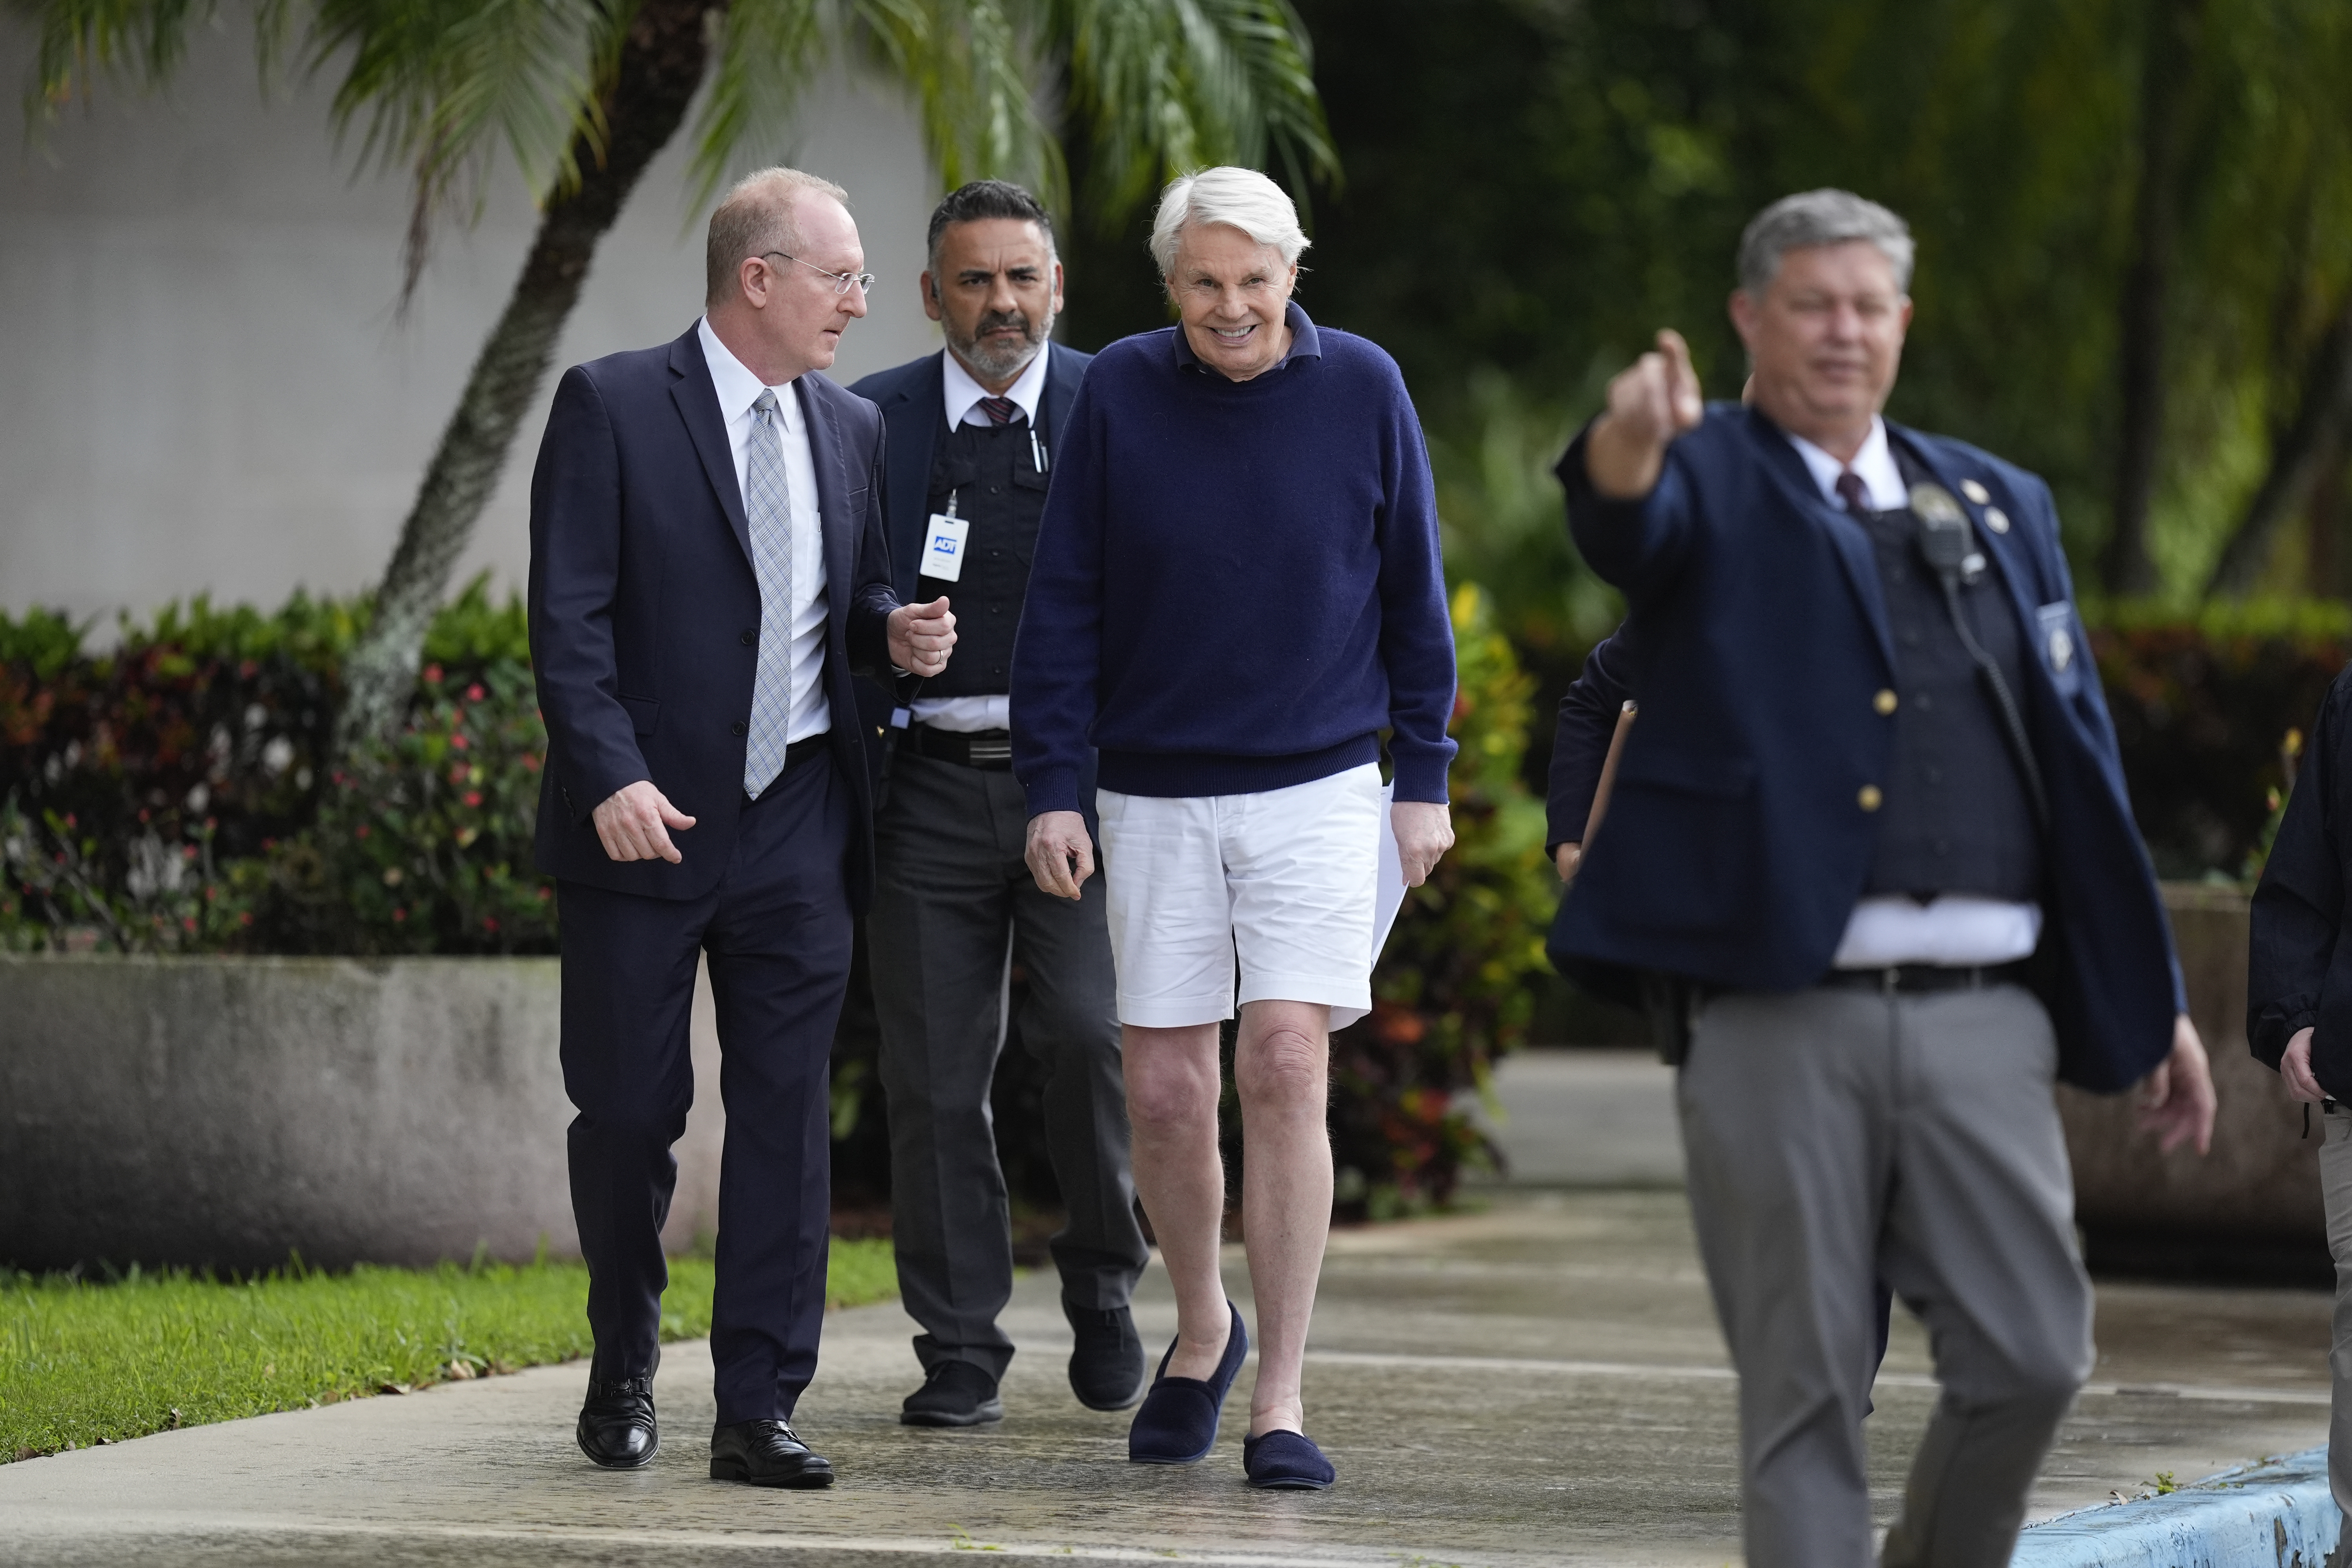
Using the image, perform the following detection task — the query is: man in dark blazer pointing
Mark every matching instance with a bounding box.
[848,181,1148,1429]
[528,167,956,1487]
[1552,189,2216,1567]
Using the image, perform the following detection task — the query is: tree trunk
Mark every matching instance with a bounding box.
[2101,0,2198,598]
[2204,296,2352,595]
[333,0,724,755]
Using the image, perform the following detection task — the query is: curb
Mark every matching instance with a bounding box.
[2011,1448,2339,1566]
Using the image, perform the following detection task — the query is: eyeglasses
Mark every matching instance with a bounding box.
[762,252,876,296]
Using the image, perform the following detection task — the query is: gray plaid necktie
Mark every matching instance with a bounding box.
[742,387,795,797]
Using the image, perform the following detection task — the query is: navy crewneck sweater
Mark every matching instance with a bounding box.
[1009,303,1457,812]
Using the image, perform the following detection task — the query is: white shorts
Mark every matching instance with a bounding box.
[1095,763,1385,1030]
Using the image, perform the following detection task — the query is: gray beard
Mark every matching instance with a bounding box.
[948,310,1053,385]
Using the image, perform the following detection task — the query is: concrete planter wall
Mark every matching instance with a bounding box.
[2058,884,2323,1262]
[0,954,724,1272]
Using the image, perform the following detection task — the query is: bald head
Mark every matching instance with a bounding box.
[706,167,851,307]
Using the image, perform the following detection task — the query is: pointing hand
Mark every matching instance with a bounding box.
[1587,328,1704,499]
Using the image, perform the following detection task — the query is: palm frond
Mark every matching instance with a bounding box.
[853,0,1065,206]
[15,0,220,131]
[687,0,832,209]
[305,0,612,299]
[1051,0,1335,228]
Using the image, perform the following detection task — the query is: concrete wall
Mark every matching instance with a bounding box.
[0,953,730,1271]
[0,14,946,628]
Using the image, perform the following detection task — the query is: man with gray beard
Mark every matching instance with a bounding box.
[849,181,1147,1429]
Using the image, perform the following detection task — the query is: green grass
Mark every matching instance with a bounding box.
[1,1239,897,1462]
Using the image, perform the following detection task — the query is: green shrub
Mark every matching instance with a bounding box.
[1,579,546,954]
[2087,603,2349,879]
[242,660,557,955]
[1325,582,1558,1217]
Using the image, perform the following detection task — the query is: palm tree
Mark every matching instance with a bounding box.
[18,0,1334,753]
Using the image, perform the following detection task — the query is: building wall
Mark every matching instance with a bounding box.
[0,16,946,627]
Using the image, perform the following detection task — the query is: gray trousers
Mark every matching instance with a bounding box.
[2320,1107,2352,1557]
[867,752,1148,1380]
[1679,983,2094,1568]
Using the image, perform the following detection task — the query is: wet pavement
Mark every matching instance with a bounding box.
[0,1051,2334,1565]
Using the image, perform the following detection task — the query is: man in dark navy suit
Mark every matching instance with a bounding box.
[528,167,958,1487]
[1551,189,2217,1567]
[847,181,1148,1429]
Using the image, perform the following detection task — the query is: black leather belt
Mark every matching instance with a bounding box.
[1821,961,2030,996]
[784,734,830,770]
[908,724,1012,771]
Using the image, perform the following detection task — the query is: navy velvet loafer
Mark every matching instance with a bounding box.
[1127,1301,1248,1465]
[1242,1429,1334,1490]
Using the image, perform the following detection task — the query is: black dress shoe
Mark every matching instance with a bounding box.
[1065,1300,1146,1411]
[900,1360,1004,1427]
[709,1419,835,1488]
[577,1375,659,1469]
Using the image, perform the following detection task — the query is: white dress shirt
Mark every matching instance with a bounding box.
[699,316,830,744]
[941,340,1052,430]
[911,344,1056,735]
[1783,417,2042,969]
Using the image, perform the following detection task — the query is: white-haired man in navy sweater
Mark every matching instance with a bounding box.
[1010,165,1458,1492]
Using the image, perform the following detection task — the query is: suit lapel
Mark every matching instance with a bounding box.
[882,358,942,596]
[668,330,753,566]
[1738,407,1896,675]
[799,375,857,609]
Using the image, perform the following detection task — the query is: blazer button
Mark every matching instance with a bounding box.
[1858,785,1883,812]
[1874,689,1898,715]
[740,630,755,646]
[731,721,748,737]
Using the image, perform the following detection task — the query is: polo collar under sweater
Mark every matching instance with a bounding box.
[1170,299,1321,374]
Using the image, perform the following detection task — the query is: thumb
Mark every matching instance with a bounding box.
[659,800,697,829]
[920,595,951,616]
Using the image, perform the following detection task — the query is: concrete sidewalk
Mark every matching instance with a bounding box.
[1,1052,2335,1564]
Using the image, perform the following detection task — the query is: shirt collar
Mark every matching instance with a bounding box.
[1786,416,1906,512]
[698,316,801,432]
[1171,299,1321,373]
[941,339,1053,429]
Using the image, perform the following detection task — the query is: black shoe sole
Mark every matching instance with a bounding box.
[578,1428,659,1469]
[1247,1475,1333,1490]
[899,1399,1005,1428]
[1071,1375,1148,1412]
[709,1455,835,1488]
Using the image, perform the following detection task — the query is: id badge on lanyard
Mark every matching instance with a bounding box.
[922,490,971,583]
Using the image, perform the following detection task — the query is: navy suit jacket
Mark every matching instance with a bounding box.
[1549,403,2183,1092]
[845,344,1095,811]
[527,323,900,911]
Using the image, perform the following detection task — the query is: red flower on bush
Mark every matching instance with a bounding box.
[466,683,485,702]
[482,915,499,933]
[463,791,483,808]
[449,765,470,785]
[355,824,370,839]
[424,665,444,684]
[392,907,407,923]
[450,733,470,752]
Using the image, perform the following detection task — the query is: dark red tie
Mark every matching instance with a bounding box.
[1835,470,1871,516]
[978,396,1023,427]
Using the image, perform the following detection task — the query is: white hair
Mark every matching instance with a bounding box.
[1148,166,1310,275]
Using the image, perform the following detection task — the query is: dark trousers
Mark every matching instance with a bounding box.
[557,751,853,1426]
[867,753,1147,1380]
